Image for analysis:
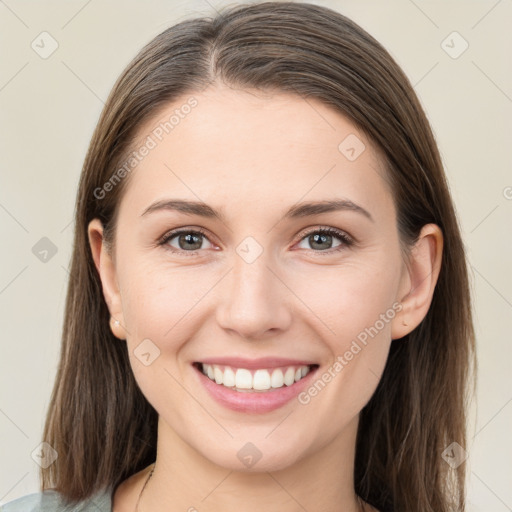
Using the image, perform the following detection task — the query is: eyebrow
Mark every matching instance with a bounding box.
[140,198,374,223]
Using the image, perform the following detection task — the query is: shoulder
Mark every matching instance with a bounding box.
[1,487,113,512]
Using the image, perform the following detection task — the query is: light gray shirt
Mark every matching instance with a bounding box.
[0,487,113,512]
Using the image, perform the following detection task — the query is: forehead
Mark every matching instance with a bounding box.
[118,85,393,221]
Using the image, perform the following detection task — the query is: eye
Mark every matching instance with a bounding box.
[295,227,354,253]
[158,228,214,255]
[157,226,354,256]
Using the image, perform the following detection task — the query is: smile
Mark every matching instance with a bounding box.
[192,361,320,414]
[196,362,317,392]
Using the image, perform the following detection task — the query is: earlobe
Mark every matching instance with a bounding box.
[391,223,443,340]
[87,218,126,340]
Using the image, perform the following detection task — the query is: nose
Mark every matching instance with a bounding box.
[215,250,292,340]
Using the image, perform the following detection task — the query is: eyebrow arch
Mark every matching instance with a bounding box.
[286,199,373,222]
[141,199,225,221]
[140,198,374,223]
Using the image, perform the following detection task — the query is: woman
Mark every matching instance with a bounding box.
[1,2,476,511]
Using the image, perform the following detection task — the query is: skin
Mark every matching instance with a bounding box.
[88,83,443,512]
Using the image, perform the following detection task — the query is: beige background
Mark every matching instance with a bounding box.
[1,0,511,510]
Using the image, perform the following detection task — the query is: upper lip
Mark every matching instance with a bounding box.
[196,357,318,369]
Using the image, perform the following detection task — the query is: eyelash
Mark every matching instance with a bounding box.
[157,226,354,257]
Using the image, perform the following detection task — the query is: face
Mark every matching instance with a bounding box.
[91,84,415,472]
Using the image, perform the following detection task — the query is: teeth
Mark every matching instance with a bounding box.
[200,363,313,392]
[271,368,284,388]
[223,366,236,387]
[284,367,295,386]
[253,369,271,390]
[235,368,252,389]
[214,367,223,385]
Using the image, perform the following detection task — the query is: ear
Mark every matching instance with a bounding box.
[87,218,126,340]
[391,223,443,340]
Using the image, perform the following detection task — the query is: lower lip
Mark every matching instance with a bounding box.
[193,363,319,414]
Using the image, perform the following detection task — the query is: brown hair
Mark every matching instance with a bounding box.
[41,2,476,511]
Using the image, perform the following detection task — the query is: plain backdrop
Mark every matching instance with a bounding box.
[0,1,511,510]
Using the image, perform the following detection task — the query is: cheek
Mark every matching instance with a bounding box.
[119,259,209,340]
[296,277,397,445]
[289,256,401,346]
[290,254,401,414]
[116,263,205,415]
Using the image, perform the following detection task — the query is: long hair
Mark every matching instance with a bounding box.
[41,3,477,511]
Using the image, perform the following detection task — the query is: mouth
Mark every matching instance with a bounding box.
[192,361,320,393]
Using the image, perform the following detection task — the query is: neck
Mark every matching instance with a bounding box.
[139,414,366,512]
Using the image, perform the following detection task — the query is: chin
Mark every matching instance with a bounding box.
[194,433,310,473]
